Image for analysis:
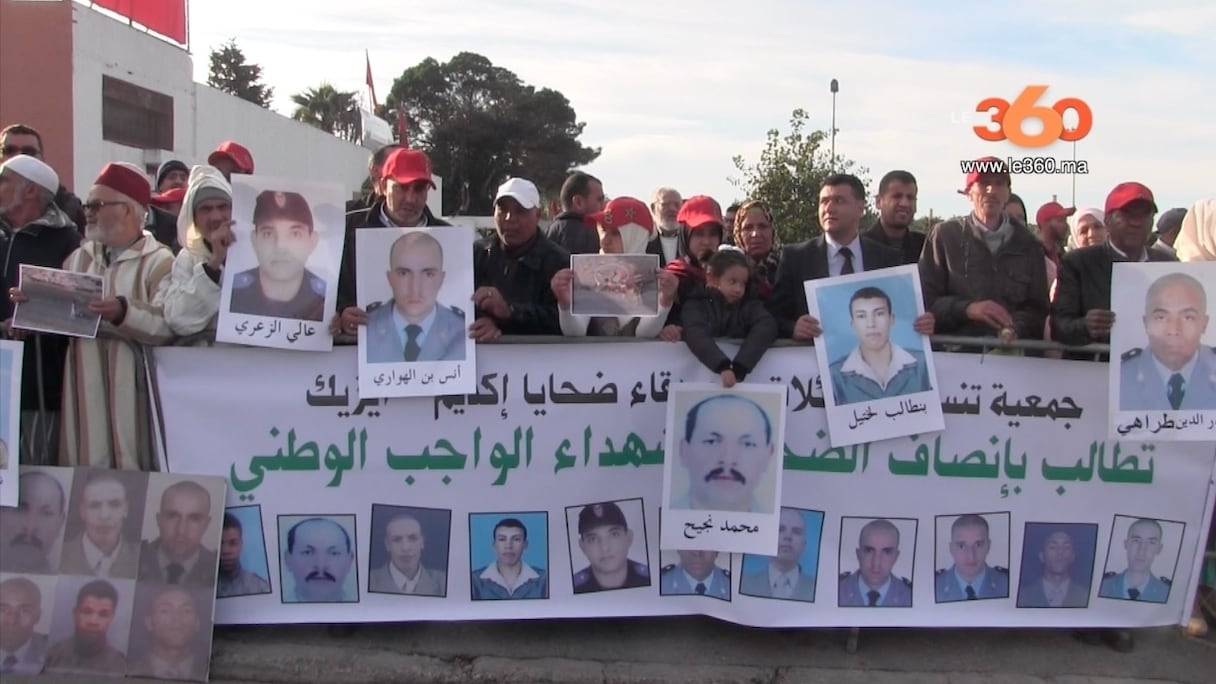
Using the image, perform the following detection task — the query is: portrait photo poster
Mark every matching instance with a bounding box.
[215,175,345,352]
[660,382,787,556]
[1109,262,1216,441]
[569,254,660,317]
[12,264,103,339]
[355,226,476,399]
[804,265,944,448]
[0,340,22,506]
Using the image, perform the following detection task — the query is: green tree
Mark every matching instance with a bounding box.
[385,52,600,215]
[207,39,274,108]
[291,83,361,142]
[729,108,871,245]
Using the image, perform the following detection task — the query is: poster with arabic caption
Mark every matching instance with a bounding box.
[215,175,345,352]
[152,343,1215,629]
[805,265,944,448]
[0,340,22,506]
[354,226,476,399]
[1110,262,1216,441]
[659,382,787,556]
[569,254,660,317]
[12,265,103,338]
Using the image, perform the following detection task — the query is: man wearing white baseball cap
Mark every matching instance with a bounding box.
[0,154,83,464]
[469,177,569,341]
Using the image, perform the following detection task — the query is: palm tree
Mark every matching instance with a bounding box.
[290,83,361,142]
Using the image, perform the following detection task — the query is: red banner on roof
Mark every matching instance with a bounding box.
[90,0,187,45]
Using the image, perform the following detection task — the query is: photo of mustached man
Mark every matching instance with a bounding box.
[278,515,358,603]
[0,469,71,574]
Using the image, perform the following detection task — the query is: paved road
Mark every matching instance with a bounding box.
[7,619,1215,683]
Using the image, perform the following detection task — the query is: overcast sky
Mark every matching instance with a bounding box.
[184,0,1215,221]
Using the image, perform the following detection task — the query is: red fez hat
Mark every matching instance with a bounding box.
[94,163,151,207]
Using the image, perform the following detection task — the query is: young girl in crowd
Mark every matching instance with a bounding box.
[681,247,777,387]
[550,197,678,337]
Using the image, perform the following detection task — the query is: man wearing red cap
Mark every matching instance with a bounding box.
[206,141,254,182]
[919,158,1048,346]
[771,174,908,340]
[1035,201,1074,284]
[333,148,449,337]
[1052,182,1176,350]
[56,163,173,468]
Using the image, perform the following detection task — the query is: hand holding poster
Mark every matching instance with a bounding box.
[660,382,787,555]
[11,265,103,338]
[804,264,944,447]
[215,176,345,351]
[1110,262,1216,440]
[355,226,476,398]
[569,254,660,317]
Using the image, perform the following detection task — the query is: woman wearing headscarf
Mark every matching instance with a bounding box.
[731,199,781,298]
[1066,207,1107,251]
[550,197,677,337]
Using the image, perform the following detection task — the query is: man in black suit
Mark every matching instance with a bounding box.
[771,174,921,340]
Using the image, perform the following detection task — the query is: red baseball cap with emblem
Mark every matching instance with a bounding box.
[677,195,725,231]
[1035,201,1075,226]
[1104,182,1157,215]
[207,141,255,174]
[381,148,436,188]
[586,196,654,232]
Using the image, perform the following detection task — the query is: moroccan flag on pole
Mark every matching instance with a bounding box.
[365,50,378,111]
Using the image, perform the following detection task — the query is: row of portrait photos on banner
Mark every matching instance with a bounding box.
[22,172,1211,446]
[0,466,227,681]
[4,479,1180,616]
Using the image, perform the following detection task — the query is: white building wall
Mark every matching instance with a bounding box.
[67,4,446,214]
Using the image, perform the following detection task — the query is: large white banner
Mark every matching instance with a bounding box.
[152,343,1216,627]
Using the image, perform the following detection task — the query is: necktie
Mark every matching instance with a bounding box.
[1167,373,1185,410]
[694,582,707,595]
[839,246,855,275]
[2,654,17,671]
[403,324,422,361]
[1128,588,1140,600]
[867,589,880,606]
[166,562,185,584]
[965,585,977,600]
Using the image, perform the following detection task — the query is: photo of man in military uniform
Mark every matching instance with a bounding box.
[1119,272,1216,410]
[659,549,731,600]
[570,501,650,594]
[229,190,326,321]
[364,230,466,363]
[1099,518,1173,603]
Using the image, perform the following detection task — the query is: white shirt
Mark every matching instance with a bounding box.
[659,234,678,264]
[768,564,800,599]
[858,574,891,604]
[681,568,714,593]
[379,206,428,229]
[952,566,987,597]
[1152,351,1197,394]
[838,344,918,390]
[0,635,35,666]
[479,562,540,595]
[141,652,196,679]
[825,232,864,276]
[393,305,436,354]
[157,546,201,581]
[82,535,122,575]
[389,561,424,593]
[1108,242,1150,262]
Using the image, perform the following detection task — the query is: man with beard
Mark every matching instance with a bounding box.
[0,471,67,573]
[672,394,776,513]
[838,518,912,607]
[217,512,271,597]
[156,165,235,342]
[934,514,1008,602]
[229,190,326,322]
[864,170,924,265]
[471,518,548,600]
[659,549,731,599]
[1100,519,1171,603]
[368,513,445,596]
[44,580,126,675]
[138,481,219,588]
[740,508,817,601]
[0,577,49,674]
[572,502,650,593]
[1036,201,1074,286]
[1017,529,1090,608]
[59,473,140,578]
[647,187,683,266]
[282,517,357,603]
[127,587,207,680]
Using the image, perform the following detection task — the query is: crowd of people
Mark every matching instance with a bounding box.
[2,123,1214,644]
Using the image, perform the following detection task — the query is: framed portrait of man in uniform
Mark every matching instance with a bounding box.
[216,175,345,352]
[1110,262,1216,440]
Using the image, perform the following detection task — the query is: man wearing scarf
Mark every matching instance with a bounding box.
[58,163,174,469]
[156,165,234,344]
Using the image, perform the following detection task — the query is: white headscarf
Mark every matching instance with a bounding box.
[1174,199,1216,262]
[1067,207,1104,250]
[177,165,232,255]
